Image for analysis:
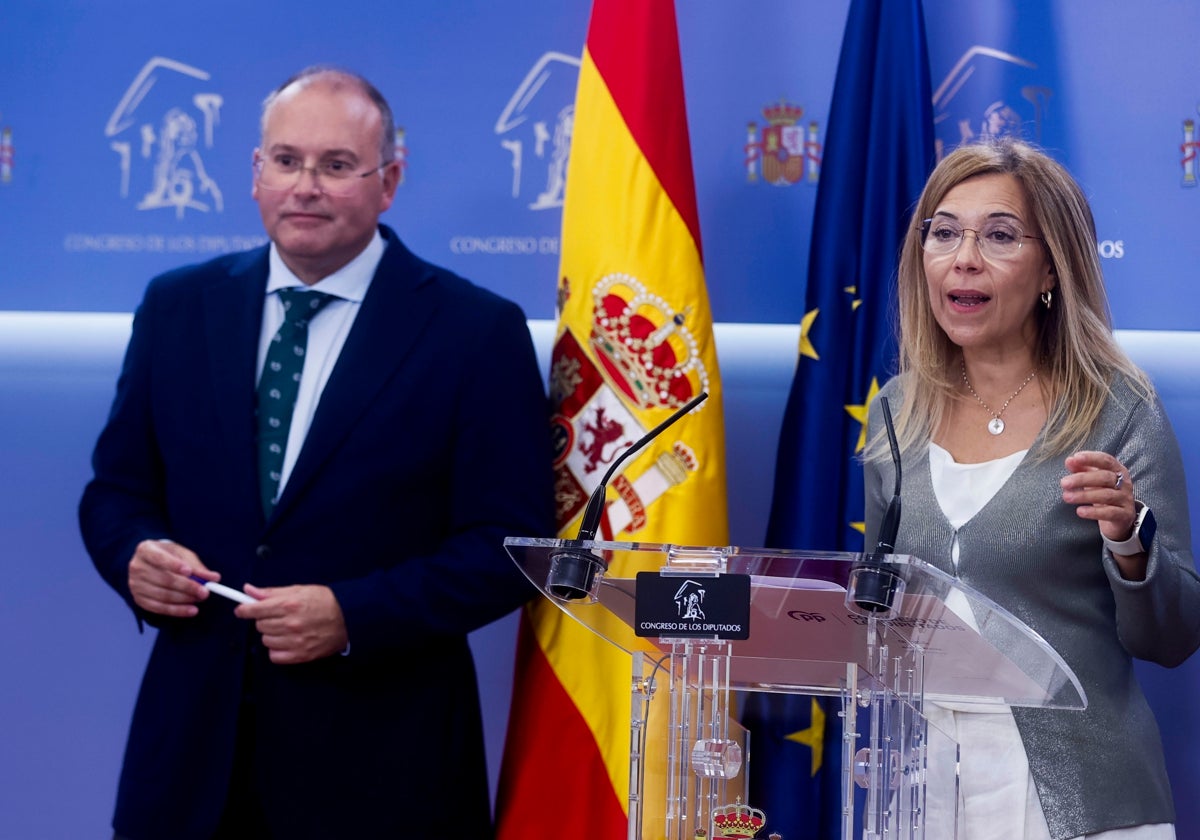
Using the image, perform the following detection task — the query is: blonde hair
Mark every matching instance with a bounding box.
[868,138,1150,462]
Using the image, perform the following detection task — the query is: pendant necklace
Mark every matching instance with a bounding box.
[960,358,1038,436]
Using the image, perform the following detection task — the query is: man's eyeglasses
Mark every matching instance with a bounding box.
[920,217,1044,261]
[254,154,389,196]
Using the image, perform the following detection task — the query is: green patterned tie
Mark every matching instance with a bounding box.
[256,288,336,516]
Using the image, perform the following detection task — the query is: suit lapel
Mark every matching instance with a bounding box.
[270,231,438,524]
[203,248,269,520]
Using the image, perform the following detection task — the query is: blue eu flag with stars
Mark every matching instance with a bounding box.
[748,0,936,837]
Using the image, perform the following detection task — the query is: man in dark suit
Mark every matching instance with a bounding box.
[79,66,553,840]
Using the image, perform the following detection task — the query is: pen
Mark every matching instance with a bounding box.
[190,575,258,605]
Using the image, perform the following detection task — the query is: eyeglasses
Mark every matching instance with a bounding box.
[254,153,389,196]
[920,217,1044,260]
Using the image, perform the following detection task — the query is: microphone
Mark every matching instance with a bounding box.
[874,396,902,553]
[546,391,709,600]
[848,395,906,615]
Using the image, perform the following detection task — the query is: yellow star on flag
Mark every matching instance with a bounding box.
[784,697,826,777]
[798,308,819,360]
[844,376,881,454]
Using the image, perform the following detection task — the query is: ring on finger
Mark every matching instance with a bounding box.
[1114,472,1124,490]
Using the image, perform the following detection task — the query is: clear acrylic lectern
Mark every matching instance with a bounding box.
[504,538,1085,840]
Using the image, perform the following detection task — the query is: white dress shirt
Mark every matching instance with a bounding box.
[256,231,385,501]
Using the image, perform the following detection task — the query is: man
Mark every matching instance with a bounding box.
[80,66,554,840]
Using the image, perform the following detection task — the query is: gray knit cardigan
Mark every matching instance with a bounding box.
[865,373,1200,839]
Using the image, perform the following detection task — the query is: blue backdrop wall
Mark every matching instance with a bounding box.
[4,1,1199,328]
[3,1,1199,838]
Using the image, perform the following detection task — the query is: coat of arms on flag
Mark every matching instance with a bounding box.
[550,272,709,538]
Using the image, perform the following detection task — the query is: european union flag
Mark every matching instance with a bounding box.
[750,0,936,837]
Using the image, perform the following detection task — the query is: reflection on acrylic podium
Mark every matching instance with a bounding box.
[505,538,1085,840]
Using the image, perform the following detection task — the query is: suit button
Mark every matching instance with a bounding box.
[256,544,271,559]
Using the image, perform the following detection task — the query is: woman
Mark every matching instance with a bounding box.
[864,138,1200,838]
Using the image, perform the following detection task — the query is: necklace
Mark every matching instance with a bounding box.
[960,358,1038,436]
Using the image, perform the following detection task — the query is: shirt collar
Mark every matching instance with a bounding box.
[265,229,386,302]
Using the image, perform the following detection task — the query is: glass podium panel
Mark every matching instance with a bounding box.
[505,539,1085,839]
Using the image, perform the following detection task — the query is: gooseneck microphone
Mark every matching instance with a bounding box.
[874,396,903,553]
[546,391,709,600]
[849,395,906,615]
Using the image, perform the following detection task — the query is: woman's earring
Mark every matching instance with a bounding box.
[1041,289,1053,310]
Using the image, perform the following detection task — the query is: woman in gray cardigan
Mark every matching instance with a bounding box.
[864,138,1200,839]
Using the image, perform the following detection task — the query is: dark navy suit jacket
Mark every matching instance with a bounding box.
[80,226,554,839]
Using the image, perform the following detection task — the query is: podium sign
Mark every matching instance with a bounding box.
[633,571,751,640]
[505,539,1085,840]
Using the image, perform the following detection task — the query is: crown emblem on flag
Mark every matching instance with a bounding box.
[589,273,709,411]
[763,99,804,126]
[710,797,767,838]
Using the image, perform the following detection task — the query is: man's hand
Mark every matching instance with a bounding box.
[128,539,215,617]
[236,584,349,665]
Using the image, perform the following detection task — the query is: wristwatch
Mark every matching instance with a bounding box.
[1103,500,1157,555]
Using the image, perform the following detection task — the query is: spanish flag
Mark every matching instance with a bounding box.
[494,0,728,836]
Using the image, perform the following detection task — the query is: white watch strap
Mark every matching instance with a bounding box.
[1103,502,1148,555]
